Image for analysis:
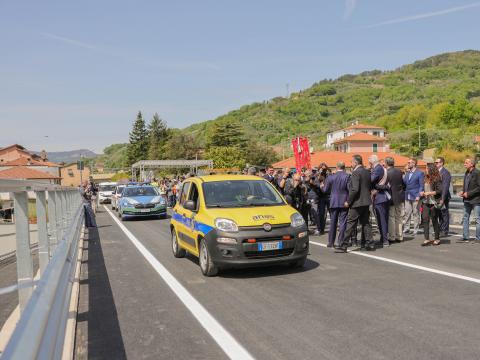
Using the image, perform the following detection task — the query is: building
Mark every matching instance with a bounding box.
[325,122,386,148]
[273,151,426,171]
[60,163,91,187]
[0,166,61,184]
[333,133,388,153]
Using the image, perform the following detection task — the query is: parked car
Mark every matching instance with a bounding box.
[170,175,309,276]
[118,184,167,220]
[98,182,117,204]
[111,185,126,210]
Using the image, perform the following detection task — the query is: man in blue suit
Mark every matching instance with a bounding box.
[435,157,451,237]
[403,158,424,235]
[369,155,390,247]
[322,162,350,248]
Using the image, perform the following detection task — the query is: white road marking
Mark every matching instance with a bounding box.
[104,206,254,360]
[310,241,480,285]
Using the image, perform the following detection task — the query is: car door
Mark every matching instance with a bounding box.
[174,182,193,250]
[181,181,201,255]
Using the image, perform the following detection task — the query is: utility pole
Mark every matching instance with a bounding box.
[286,83,290,98]
[418,124,421,151]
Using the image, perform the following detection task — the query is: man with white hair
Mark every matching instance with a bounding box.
[370,154,390,247]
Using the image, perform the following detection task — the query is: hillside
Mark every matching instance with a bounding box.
[183,50,480,157]
[33,149,99,163]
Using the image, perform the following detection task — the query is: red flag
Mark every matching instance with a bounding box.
[291,136,311,172]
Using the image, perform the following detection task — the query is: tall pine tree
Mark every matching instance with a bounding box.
[147,113,168,160]
[127,111,148,166]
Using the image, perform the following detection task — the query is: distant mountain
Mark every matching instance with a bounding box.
[33,149,99,164]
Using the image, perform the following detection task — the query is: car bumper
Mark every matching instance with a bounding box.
[203,225,309,268]
[122,206,167,217]
[99,196,111,204]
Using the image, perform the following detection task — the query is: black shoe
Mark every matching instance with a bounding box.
[459,238,470,243]
[326,243,333,248]
[334,247,347,253]
[365,246,376,251]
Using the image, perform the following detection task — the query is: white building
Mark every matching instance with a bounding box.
[325,122,386,148]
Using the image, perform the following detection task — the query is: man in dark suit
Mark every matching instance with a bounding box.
[322,162,350,248]
[435,157,451,237]
[385,157,405,242]
[337,155,375,252]
[369,155,390,247]
[459,158,480,242]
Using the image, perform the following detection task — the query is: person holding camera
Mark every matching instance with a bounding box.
[306,172,327,235]
[283,171,310,227]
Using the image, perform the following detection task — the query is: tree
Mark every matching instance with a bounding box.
[244,141,279,167]
[127,111,148,166]
[205,146,246,169]
[163,131,201,160]
[147,113,168,160]
[206,122,247,149]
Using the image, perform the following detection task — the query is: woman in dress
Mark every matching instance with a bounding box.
[420,164,443,246]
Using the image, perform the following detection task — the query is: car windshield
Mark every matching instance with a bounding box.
[123,187,158,197]
[116,186,125,194]
[99,185,116,192]
[202,180,284,208]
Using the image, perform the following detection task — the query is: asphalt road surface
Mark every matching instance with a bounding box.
[74,207,480,360]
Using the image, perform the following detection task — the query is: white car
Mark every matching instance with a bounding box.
[98,182,117,204]
[111,185,126,210]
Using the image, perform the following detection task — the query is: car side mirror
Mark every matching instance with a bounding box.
[184,200,197,211]
[284,195,293,205]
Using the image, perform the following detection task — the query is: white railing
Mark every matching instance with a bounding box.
[0,179,84,360]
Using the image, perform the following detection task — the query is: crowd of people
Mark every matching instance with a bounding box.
[79,156,480,252]
[257,155,480,252]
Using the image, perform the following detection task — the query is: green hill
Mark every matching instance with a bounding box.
[184,50,480,159]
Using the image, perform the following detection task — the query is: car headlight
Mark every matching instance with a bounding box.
[126,199,139,206]
[150,196,165,205]
[290,213,305,228]
[214,218,238,232]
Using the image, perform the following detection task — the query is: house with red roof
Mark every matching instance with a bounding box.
[333,133,388,153]
[0,166,61,184]
[0,144,62,181]
[325,122,385,148]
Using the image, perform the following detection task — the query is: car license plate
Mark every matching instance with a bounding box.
[140,209,150,213]
[258,241,282,251]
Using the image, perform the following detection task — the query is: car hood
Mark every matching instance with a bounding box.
[204,205,296,226]
[123,195,162,204]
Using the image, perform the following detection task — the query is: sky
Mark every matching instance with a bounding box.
[1,0,479,153]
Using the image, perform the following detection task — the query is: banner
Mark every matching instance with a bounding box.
[291,136,311,172]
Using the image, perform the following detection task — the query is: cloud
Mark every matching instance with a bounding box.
[41,32,98,50]
[344,0,358,20]
[40,32,220,71]
[364,1,480,28]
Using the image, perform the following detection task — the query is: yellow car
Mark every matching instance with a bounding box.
[170,175,309,276]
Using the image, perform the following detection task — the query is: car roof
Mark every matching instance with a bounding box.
[196,174,266,183]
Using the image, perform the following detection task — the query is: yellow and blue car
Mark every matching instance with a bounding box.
[170,175,309,276]
[118,184,167,220]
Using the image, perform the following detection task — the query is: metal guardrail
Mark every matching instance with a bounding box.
[0,179,84,360]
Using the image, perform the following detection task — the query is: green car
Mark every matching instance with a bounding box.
[118,184,167,220]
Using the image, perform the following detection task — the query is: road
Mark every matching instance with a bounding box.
[74,206,480,360]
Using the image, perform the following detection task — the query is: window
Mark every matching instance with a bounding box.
[373,131,379,136]
[123,186,159,197]
[68,169,74,177]
[202,180,284,208]
[187,183,199,211]
[372,143,378,152]
[179,182,190,206]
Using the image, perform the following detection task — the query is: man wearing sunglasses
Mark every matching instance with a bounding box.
[435,157,451,237]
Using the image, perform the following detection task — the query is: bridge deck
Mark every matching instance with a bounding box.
[74,207,480,360]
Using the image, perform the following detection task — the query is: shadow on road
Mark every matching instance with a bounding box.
[75,227,127,360]
[185,252,320,278]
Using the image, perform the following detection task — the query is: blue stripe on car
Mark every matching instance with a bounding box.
[172,211,214,236]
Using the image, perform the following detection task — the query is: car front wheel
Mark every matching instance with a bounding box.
[199,238,218,277]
